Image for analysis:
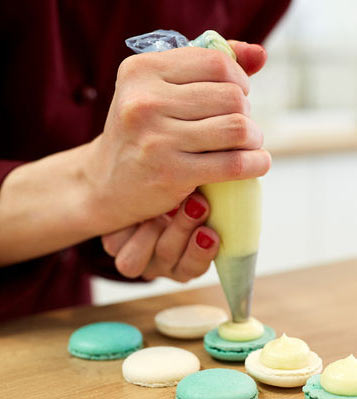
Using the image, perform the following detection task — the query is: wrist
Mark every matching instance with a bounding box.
[79,135,132,236]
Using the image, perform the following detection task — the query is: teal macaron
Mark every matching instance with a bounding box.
[204,325,276,361]
[303,375,357,399]
[68,321,143,360]
[176,368,258,399]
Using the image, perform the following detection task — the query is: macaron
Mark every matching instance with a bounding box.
[303,355,357,399]
[176,368,258,399]
[122,346,200,387]
[155,304,228,339]
[245,334,322,387]
[204,324,276,361]
[303,375,357,399]
[68,321,143,360]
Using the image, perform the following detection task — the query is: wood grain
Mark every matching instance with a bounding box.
[0,259,356,398]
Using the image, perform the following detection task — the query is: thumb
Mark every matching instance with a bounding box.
[228,40,267,76]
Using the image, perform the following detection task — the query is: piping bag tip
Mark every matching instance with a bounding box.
[215,252,258,323]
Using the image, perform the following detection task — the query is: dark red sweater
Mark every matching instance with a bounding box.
[0,0,291,321]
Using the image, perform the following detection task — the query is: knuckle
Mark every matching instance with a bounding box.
[117,53,154,80]
[118,94,160,128]
[255,127,264,148]
[228,85,244,108]
[155,242,175,265]
[117,55,137,80]
[243,76,250,95]
[206,50,229,78]
[119,95,152,119]
[175,274,191,283]
[115,257,131,276]
[227,151,243,179]
[180,264,203,279]
[228,114,248,145]
[262,151,272,175]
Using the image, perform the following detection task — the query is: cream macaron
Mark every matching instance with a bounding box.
[245,333,322,387]
[122,346,200,387]
[155,305,228,339]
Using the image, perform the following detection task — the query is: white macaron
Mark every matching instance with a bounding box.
[245,334,323,388]
[155,304,228,339]
[122,346,200,387]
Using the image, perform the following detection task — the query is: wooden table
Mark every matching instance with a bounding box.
[1,259,356,398]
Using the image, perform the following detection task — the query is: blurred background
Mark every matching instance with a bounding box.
[93,0,357,304]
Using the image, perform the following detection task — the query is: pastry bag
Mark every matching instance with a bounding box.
[126,30,262,322]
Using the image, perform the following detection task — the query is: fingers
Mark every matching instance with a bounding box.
[165,82,249,120]
[228,41,267,76]
[169,113,262,153]
[157,47,250,93]
[142,193,209,280]
[114,217,168,278]
[173,227,219,282]
[101,225,137,256]
[185,149,272,185]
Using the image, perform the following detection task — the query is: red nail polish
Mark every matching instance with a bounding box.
[167,208,179,218]
[185,198,206,219]
[196,231,215,249]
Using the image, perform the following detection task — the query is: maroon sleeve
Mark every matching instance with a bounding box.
[237,0,292,44]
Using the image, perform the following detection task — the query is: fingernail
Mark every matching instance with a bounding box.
[185,198,206,219]
[167,208,179,218]
[196,231,215,249]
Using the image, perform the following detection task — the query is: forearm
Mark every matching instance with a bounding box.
[0,144,97,266]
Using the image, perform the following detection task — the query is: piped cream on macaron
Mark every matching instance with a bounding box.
[303,355,357,398]
[204,317,276,362]
[245,333,322,387]
[218,318,265,342]
[320,355,357,396]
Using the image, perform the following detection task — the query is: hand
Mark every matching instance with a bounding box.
[101,193,219,282]
[84,41,271,235]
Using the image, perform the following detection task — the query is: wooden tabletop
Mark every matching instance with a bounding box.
[1,259,356,399]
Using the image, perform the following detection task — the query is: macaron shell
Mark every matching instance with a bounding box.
[122,346,200,387]
[246,349,323,388]
[303,375,357,399]
[204,325,276,361]
[155,305,228,339]
[176,368,258,399]
[68,322,143,360]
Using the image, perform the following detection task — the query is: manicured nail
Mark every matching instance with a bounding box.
[167,208,179,218]
[196,231,215,249]
[185,198,206,219]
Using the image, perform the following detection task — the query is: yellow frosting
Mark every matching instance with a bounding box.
[260,334,310,370]
[218,318,264,342]
[320,355,357,396]
[200,179,261,258]
[195,31,261,259]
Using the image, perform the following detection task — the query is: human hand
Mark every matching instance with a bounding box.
[85,41,271,235]
[101,193,219,282]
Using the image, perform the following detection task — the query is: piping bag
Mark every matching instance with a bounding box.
[126,30,261,322]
